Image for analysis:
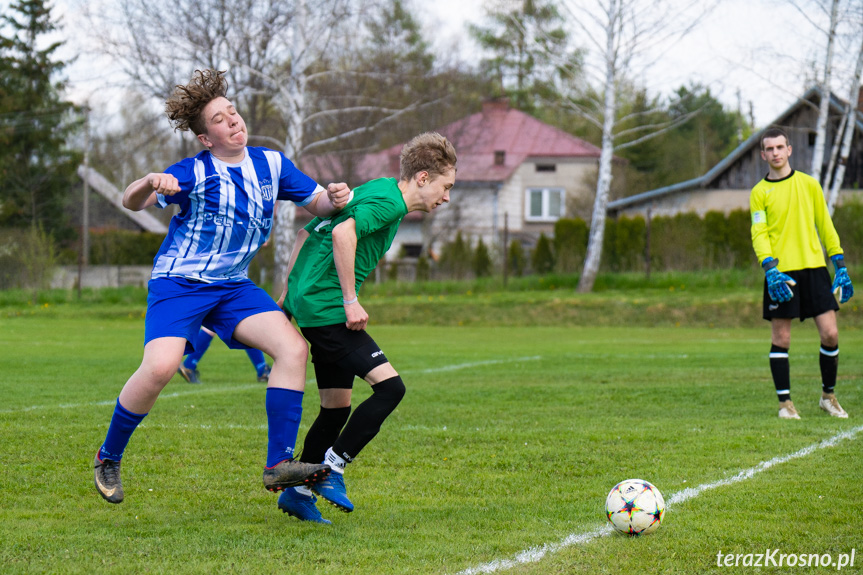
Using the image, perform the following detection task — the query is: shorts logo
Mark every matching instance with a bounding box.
[769,304,779,311]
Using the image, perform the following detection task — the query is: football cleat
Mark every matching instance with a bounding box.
[312,471,354,513]
[94,453,124,504]
[263,459,330,492]
[177,365,202,384]
[819,394,848,418]
[278,488,332,524]
[778,401,801,420]
[257,364,271,383]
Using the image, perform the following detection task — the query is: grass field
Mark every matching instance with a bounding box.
[1,287,861,573]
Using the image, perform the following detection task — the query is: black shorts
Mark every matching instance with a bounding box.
[762,267,839,322]
[300,324,389,389]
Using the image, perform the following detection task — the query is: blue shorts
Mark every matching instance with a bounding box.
[145,277,280,353]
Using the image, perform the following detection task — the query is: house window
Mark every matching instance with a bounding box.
[536,164,556,172]
[401,243,422,258]
[525,188,565,222]
[494,150,506,165]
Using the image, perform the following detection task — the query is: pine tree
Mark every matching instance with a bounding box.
[0,0,80,237]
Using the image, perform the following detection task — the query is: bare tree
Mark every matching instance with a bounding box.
[78,0,457,287]
[551,0,715,292]
[788,0,842,183]
[826,29,863,213]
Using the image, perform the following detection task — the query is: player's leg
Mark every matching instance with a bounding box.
[770,318,798,419]
[178,328,213,384]
[95,336,187,503]
[280,384,351,523]
[245,347,271,382]
[312,331,403,512]
[814,310,847,417]
[229,307,330,491]
[278,332,354,522]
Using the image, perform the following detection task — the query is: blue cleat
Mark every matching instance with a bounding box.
[278,488,332,524]
[311,471,354,512]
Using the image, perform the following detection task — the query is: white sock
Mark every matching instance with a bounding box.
[324,447,347,474]
[295,485,313,496]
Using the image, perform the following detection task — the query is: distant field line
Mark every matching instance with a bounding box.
[454,424,863,575]
[0,356,542,415]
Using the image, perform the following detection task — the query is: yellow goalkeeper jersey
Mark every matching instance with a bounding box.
[750,170,842,272]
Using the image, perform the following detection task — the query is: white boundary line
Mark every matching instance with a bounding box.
[455,424,863,575]
[0,356,542,415]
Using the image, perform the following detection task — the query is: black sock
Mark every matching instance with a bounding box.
[820,344,839,394]
[332,376,405,462]
[299,406,351,464]
[770,345,790,402]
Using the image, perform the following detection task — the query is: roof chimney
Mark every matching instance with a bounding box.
[482,97,510,115]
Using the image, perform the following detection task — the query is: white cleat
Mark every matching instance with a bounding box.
[819,394,848,418]
[778,401,801,420]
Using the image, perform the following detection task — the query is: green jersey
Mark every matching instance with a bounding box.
[750,170,842,272]
[286,178,408,327]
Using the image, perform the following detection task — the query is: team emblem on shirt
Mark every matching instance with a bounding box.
[259,177,273,201]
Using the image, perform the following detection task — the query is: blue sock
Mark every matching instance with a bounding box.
[246,348,268,376]
[265,387,304,468]
[98,399,148,461]
[184,329,214,369]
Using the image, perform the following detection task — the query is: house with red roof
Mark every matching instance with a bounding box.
[301,98,604,265]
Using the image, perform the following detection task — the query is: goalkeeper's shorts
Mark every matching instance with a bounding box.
[762,266,838,321]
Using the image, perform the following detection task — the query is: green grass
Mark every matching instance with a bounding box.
[1,306,861,574]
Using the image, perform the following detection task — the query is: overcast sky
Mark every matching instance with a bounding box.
[6,0,860,128]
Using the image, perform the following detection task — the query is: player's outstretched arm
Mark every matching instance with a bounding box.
[332,218,368,331]
[831,254,854,304]
[762,257,796,303]
[123,173,180,211]
[305,182,351,216]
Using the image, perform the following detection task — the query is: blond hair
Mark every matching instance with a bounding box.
[399,132,457,181]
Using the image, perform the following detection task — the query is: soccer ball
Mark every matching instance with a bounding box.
[605,479,665,536]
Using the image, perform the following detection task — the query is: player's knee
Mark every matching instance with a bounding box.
[272,340,308,367]
[821,331,839,348]
[373,375,405,406]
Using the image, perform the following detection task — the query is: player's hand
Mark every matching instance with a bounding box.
[327,182,352,209]
[344,300,368,331]
[765,267,796,303]
[148,173,181,196]
[831,255,854,304]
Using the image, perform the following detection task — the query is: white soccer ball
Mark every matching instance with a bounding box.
[605,479,666,536]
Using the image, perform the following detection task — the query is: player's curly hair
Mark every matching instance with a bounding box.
[399,132,457,181]
[165,69,228,135]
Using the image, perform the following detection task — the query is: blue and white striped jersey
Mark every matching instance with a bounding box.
[151,147,323,282]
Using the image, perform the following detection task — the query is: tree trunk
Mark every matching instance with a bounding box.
[827,34,863,215]
[577,0,618,293]
[810,0,839,184]
[273,0,309,295]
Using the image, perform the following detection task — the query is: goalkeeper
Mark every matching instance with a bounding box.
[750,126,853,420]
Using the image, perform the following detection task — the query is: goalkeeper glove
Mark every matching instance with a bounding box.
[762,257,795,303]
[831,255,854,304]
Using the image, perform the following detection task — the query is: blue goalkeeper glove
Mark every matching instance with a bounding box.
[831,255,854,304]
[762,258,796,303]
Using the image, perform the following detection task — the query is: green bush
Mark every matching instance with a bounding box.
[531,233,555,275]
[553,218,588,273]
[439,231,472,279]
[0,226,57,293]
[473,237,493,277]
[88,229,163,265]
[506,240,526,277]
